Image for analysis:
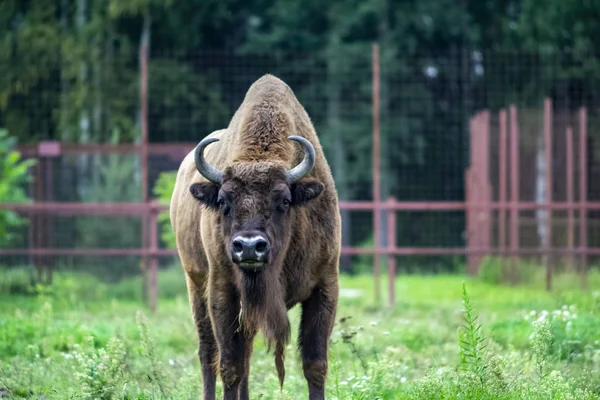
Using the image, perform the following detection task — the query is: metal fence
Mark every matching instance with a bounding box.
[1,46,600,308]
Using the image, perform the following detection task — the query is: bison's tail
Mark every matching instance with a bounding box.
[275,340,286,390]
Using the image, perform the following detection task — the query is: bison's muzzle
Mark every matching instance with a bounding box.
[231,231,269,269]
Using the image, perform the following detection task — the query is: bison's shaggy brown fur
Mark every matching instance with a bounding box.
[170,74,340,400]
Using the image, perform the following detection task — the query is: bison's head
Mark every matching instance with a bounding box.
[189,136,323,271]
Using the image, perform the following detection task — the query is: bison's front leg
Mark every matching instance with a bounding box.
[298,278,339,400]
[209,280,248,400]
[185,275,217,400]
[238,333,255,400]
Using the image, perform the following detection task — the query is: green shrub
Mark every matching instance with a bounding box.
[477,256,539,286]
[0,128,36,248]
[72,336,127,400]
[153,171,177,249]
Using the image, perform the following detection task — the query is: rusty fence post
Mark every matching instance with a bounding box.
[387,198,396,307]
[566,125,575,273]
[148,202,159,312]
[465,111,490,276]
[466,114,476,275]
[480,111,491,274]
[465,167,473,272]
[38,141,60,285]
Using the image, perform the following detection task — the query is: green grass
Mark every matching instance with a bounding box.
[1,266,600,399]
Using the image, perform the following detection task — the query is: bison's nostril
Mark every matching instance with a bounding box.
[255,240,268,254]
[232,240,244,253]
[231,234,269,264]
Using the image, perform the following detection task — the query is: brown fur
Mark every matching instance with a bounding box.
[170,74,340,400]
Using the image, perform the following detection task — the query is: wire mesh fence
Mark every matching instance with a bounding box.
[2,48,600,304]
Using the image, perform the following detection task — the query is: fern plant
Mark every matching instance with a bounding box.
[458,282,488,385]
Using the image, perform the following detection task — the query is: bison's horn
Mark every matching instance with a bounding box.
[194,137,223,184]
[286,136,316,184]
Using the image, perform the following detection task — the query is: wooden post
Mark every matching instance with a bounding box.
[465,166,474,272]
[466,114,478,275]
[45,156,53,285]
[34,156,43,283]
[566,126,574,272]
[372,43,381,304]
[387,198,396,307]
[27,163,35,275]
[37,141,61,285]
[480,111,491,269]
[466,111,490,276]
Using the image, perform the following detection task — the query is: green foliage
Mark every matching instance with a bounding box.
[1,270,600,398]
[72,336,127,400]
[152,171,177,249]
[477,256,539,286]
[0,129,35,248]
[148,60,230,142]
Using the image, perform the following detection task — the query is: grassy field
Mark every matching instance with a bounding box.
[1,266,600,399]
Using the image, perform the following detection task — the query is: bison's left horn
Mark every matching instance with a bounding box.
[286,136,316,184]
[194,137,223,184]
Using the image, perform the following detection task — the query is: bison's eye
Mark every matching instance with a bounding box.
[221,204,231,217]
[217,199,231,216]
[282,199,290,208]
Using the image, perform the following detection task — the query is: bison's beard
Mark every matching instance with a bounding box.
[237,264,290,389]
[237,265,290,348]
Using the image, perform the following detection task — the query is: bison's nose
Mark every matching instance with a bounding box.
[231,233,269,266]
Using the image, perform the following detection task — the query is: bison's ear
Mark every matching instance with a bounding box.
[291,180,324,205]
[189,183,220,208]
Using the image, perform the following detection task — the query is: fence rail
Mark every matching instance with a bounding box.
[1,194,597,309]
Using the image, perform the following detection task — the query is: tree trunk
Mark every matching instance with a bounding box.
[77,0,90,146]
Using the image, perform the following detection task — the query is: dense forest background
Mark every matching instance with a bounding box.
[1,0,600,275]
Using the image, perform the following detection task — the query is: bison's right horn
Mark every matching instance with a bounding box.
[194,137,223,184]
[286,136,316,184]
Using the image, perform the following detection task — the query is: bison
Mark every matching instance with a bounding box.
[169,74,341,400]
